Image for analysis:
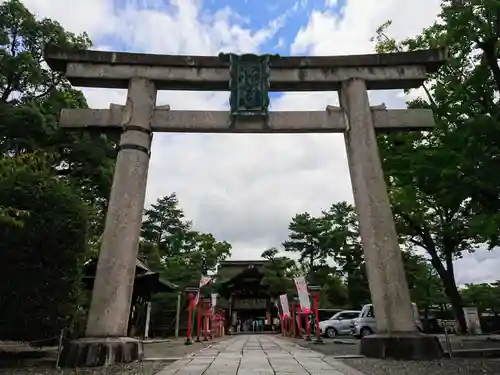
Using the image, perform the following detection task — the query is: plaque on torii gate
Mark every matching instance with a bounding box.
[45,45,447,366]
[218,53,274,129]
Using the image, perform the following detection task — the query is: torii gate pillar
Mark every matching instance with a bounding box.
[61,78,157,367]
[340,78,441,359]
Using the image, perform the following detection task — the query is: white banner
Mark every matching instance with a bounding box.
[194,276,212,305]
[294,277,311,314]
[280,294,290,317]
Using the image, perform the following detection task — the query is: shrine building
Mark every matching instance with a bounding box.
[217,260,278,332]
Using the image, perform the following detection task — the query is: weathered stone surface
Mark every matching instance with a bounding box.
[156,335,363,374]
[56,63,431,91]
[60,337,143,367]
[360,333,444,360]
[44,45,446,91]
[59,107,434,133]
[85,77,157,338]
[340,77,417,335]
[45,45,445,70]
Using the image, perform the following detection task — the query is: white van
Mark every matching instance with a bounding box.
[350,302,423,338]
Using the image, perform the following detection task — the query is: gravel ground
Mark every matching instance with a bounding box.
[292,336,500,375]
[0,337,229,375]
[342,358,500,375]
[0,361,170,375]
[289,336,362,357]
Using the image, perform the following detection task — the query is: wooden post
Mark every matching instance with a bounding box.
[305,313,311,341]
[185,299,193,345]
[313,295,322,343]
[175,292,181,338]
[204,308,208,341]
[209,315,213,339]
[144,301,152,339]
[196,298,202,342]
[297,307,302,338]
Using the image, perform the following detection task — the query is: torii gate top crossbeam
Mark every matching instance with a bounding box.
[44,46,446,91]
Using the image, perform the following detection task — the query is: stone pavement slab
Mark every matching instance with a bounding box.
[156,335,366,375]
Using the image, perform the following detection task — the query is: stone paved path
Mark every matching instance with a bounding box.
[157,334,366,375]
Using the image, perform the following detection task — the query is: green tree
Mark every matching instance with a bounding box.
[0,0,116,249]
[0,204,28,226]
[321,202,445,309]
[282,212,331,277]
[141,195,231,317]
[260,247,298,296]
[140,194,231,289]
[307,264,348,308]
[462,282,500,316]
[371,0,500,331]
[0,153,88,341]
[0,0,91,156]
[402,251,448,317]
[322,202,369,308]
[140,193,192,267]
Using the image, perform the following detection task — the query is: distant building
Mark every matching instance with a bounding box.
[217,260,278,332]
[82,258,177,337]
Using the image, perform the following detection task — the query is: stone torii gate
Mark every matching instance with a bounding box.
[45,46,446,366]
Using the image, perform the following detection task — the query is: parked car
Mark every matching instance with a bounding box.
[350,302,423,338]
[318,310,361,338]
[317,309,343,322]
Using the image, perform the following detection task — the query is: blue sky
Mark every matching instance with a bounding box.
[203,0,346,55]
[96,0,346,57]
[94,0,348,106]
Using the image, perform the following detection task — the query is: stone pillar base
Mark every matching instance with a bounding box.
[60,337,143,367]
[360,333,443,360]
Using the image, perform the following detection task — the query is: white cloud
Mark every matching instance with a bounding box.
[455,249,500,285]
[291,0,441,55]
[13,0,499,283]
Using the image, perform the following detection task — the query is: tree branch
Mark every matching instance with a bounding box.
[478,36,500,92]
[378,31,439,111]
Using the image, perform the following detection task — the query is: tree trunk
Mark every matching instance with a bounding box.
[480,37,500,93]
[429,254,467,334]
[308,254,314,282]
[444,253,467,334]
[442,275,467,334]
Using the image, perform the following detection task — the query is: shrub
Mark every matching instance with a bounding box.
[0,155,88,341]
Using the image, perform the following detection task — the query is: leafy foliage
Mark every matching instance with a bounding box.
[282,213,331,273]
[0,0,90,104]
[260,247,298,296]
[141,194,192,268]
[283,201,451,310]
[321,202,369,307]
[0,153,88,341]
[140,194,231,293]
[0,0,115,243]
[371,0,500,331]
[0,0,117,340]
[461,282,500,315]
